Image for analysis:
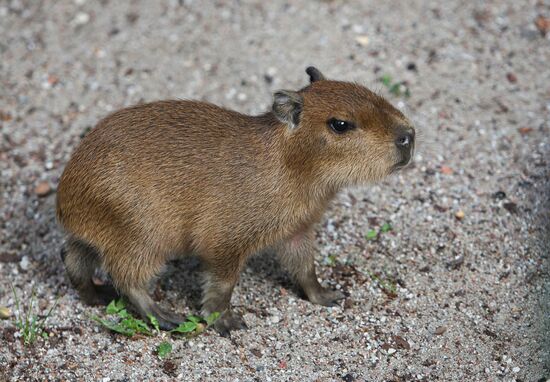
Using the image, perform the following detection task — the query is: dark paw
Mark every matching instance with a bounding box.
[213,311,248,337]
[93,284,121,305]
[151,307,185,331]
[79,286,115,307]
[308,288,346,307]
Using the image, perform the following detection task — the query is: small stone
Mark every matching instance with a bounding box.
[492,191,506,200]
[3,327,16,342]
[126,12,139,24]
[0,110,12,121]
[434,326,447,335]
[266,67,277,77]
[225,88,237,100]
[447,256,464,269]
[73,12,90,25]
[518,127,533,135]
[387,348,396,355]
[250,348,262,357]
[393,335,410,350]
[270,315,281,324]
[47,75,59,85]
[455,210,465,220]
[512,366,520,373]
[440,165,453,175]
[20,256,30,271]
[34,181,52,197]
[503,202,518,214]
[434,204,448,212]
[535,16,550,36]
[0,252,19,263]
[354,35,369,46]
[343,298,354,309]
[342,373,355,382]
[506,72,517,83]
[0,306,12,319]
[163,360,178,376]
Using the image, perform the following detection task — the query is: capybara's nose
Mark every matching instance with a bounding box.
[395,129,415,149]
[394,127,415,167]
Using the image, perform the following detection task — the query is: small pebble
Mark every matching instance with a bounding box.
[506,72,517,83]
[20,256,30,271]
[354,35,369,46]
[535,16,550,36]
[73,12,90,25]
[34,181,52,197]
[440,165,453,175]
[0,306,12,319]
[492,191,506,200]
[518,127,533,135]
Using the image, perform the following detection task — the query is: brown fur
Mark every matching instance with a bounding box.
[56,67,414,335]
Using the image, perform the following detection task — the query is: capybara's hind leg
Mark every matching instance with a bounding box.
[62,237,117,305]
[104,249,184,330]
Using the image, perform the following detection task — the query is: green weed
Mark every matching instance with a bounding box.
[11,284,59,345]
[93,299,220,338]
[171,312,220,335]
[92,299,154,337]
[366,229,378,240]
[324,254,337,266]
[156,341,172,358]
[380,222,392,233]
[366,270,398,297]
[366,222,393,240]
[380,74,411,97]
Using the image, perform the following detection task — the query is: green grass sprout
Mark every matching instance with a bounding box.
[366,222,394,240]
[93,299,220,338]
[156,341,173,358]
[11,284,59,345]
[379,74,411,97]
[366,229,378,240]
[380,222,392,233]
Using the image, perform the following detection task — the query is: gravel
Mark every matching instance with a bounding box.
[1,0,549,381]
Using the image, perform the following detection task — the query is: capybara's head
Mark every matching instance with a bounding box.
[272,66,415,189]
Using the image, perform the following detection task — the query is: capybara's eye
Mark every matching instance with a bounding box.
[328,118,355,134]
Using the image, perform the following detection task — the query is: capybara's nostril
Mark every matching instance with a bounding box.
[395,130,414,149]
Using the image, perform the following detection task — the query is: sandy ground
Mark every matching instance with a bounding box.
[1,0,549,381]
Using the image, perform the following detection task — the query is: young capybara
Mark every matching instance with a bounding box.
[56,67,415,335]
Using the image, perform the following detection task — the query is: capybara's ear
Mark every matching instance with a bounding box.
[272,90,303,129]
[305,66,326,83]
